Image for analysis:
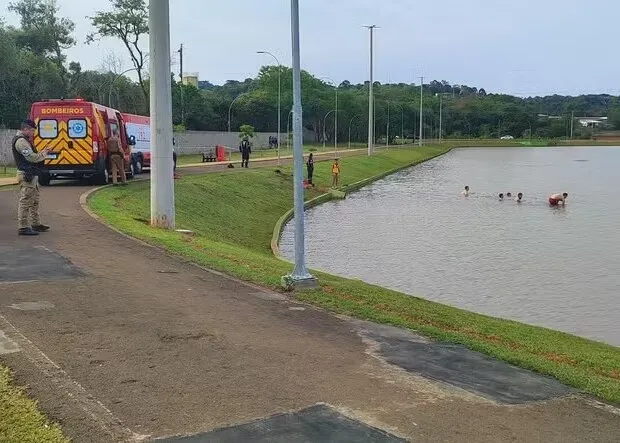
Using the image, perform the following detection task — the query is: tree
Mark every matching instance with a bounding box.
[8,0,75,94]
[87,0,149,104]
[239,124,255,139]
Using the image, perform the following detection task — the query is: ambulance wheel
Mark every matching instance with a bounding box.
[38,173,51,186]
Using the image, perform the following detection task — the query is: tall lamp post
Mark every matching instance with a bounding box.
[322,110,336,149]
[364,25,378,155]
[257,50,282,166]
[149,0,174,229]
[227,93,245,133]
[320,76,338,154]
[418,76,424,147]
[288,0,314,286]
[348,115,359,149]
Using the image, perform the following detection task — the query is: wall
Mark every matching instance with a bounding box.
[0,129,15,167]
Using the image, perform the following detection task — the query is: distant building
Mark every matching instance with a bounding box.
[577,117,607,127]
[182,72,199,88]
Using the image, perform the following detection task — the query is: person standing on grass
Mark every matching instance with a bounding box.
[172,137,179,179]
[331,158,341,187]
[306,153,315,186]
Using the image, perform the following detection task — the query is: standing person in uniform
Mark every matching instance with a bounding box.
[12,119,51,236]
[306,153,314,186]
[107,129,127,185]
[239,136,251,168]
[331,158,341,187]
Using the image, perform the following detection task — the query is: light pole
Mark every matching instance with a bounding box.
[227,93,245,133]
[288,0,314,286]
[320,77,338,150]
[286,109,293,153]
[257,51,282,166]
[149,0,175,229]
[392,102,404,145]
[323,110,336,149]
[386,100,390,148]
[419,76,424,147]
[108,67,138,107]
[528,121,532,141]
[364,25,378,155]
[348,115,359,149]
[437,93,449,143]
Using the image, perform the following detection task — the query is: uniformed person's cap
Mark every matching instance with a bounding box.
[21,119,36,129]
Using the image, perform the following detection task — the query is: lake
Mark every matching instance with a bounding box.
[280,147,620,346]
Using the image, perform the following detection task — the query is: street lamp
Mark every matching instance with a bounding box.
[386,99,390,148]
[348,115,359,149]
[257,50,282,166]
[392,102,404,145]
[286,109,293,152]
[149,0,174,229]
[288,0,314,286]
[364,25,378,155]
[323,109,336,149]
[108,67,138,107]
[436,92,450,143]
[227,93,245,133]
[418,76,424,147]
[320,76,338,154]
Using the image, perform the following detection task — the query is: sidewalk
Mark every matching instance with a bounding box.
[0,176,16,186]
[0,155,618,442]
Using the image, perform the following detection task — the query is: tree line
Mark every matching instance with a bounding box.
[2,0,620,143]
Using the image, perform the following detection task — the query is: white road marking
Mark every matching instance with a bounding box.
[0,313,149,442]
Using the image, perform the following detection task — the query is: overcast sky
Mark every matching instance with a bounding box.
[2,0,618,96]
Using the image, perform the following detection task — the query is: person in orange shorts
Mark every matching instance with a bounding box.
[331,158,341,187]
[549,192,568,206]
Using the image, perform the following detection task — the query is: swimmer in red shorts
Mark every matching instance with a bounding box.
[549,192,568,206]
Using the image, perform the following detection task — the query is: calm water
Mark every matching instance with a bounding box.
[280,147,620,346]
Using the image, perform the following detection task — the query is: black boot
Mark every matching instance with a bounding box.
[18,227,39,236]
[32,224,50,232]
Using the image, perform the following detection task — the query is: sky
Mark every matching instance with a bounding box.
[1,0,619,97]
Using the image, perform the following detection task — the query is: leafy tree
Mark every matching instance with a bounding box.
[8,0,75,94]
[239,124,255,139]
[87,0,149,104]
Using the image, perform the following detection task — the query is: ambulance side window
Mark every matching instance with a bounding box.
[38,119,58,139]
[68,119,87,139]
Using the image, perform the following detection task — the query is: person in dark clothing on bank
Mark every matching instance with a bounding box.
[306,152,314,186]
[239,137,251,168]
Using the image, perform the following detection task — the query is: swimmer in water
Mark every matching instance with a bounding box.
[498,193,504,201]
[507,192,512,197]
[549,192,568,206]
[462,185,470,196]
[515,192,523,202]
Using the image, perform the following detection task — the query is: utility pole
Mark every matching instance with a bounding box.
[149,0,175,229]
[364,25,377,155]
[178,43,184,125]
[288,0,315,287]
[386,100,390,148]
[570,111,574,138]
[419,76,424,147]
[439,94,443,143]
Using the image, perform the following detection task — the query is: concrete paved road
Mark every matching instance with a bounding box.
[0,152,619,442]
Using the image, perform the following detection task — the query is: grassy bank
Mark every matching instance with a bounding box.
[89,145,620,405]
[0,367,68,442]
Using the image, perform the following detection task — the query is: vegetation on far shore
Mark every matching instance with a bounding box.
[90,145,620,405]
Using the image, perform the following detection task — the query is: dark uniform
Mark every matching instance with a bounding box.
[11,120,50,236]
[239,137,251,168]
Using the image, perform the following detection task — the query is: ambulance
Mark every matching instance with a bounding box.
[30,98,140,185]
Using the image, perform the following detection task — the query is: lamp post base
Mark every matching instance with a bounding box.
[282,274,318,291]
